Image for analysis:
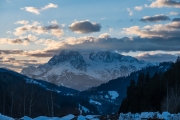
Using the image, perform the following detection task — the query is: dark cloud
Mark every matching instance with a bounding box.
[0,56,40,72]
[0,37,31,45]
[14,22,63,37]
[40,36,180,53]
[0,49,53,58]
[2,23,180,58]
[140,14,170,22]
[172,18,180,22]
[11,38,28,44]
[150,0,180,8]
[0,50,24,55]
[136,53,179,62]
[0,63,24,72]
[123,21,180,38]
[69,20,101,33]
[13,36,180,57]
[27,52,55,57]
[44,24,60,30]
[164,0,180,7]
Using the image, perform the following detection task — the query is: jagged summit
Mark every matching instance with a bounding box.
[89,51,123,63]
[48,50,87,71]
[21,50,156,90]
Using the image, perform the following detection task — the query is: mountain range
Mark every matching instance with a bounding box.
[0,53,173,117]
[21,50,156,90]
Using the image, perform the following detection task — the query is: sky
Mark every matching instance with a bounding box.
[0,0,180,72]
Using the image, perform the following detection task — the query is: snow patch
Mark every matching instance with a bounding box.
[119,112,180,120]
[0,114,14,120]
[26,79,46,88]
[81,106,90,113]
[60,114,75,120]
[21,116,32,120]
[77,115,86,120]
[77,115,100,120]
[89,99,102,105]
[108,91,119,99]
[105,95,109,98]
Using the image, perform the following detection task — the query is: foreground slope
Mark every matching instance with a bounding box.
[79,62,172,114]
[0,68,98,118]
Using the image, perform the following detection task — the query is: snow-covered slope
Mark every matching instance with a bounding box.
[21,50,156,90]
[2,112,180,120]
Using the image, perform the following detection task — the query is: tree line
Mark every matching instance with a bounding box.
[0,71,98,118]
[119,57,180,114]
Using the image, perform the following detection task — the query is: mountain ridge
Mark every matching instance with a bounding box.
[21,50,157,90]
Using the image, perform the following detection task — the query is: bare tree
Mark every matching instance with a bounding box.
[28,83,37,117]
[1,85,6,115]
[23,84,27,116]
[47,96,50,116]
[10,84,16,117]
[50,89,54,117]
[162,84,180,113]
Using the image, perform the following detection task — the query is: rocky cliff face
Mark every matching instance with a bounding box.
[21,50,156,90]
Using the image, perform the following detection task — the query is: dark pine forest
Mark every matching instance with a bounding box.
[119,57,180,114]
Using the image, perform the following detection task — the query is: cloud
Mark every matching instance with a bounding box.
[2,43,180,71]
[15,20,29,25]
[2,19,180,58]
[21,7,40,15]
[169,12,180,16]
[2,33,180,60]
[127,8,133,16]
[0,50,24,55]
[69,20,101,33]
[23,36,180,56]
[99,33,110,39]
[140,14,170,22]
[122,21,180,38]
[21,3,58,15]
[14,21,63,37]
[0,34,38,45]
[41,3,58,10]
[149,0,180,8]
[136,52,179,62]
[0,56,44,72]
[0,38,30,45]
[172,18,180,21]
[134,6,143,11]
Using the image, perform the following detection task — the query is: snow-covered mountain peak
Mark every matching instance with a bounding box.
[21,50,156,90]
[120,55,139,63]
[48,50,87,72]
[89,51,123,63]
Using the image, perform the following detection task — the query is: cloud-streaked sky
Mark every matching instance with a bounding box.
[0,0,180,72]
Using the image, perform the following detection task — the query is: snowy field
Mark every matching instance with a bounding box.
[1,112,180,120]
[0,114,100,120]
[119,112,180,120]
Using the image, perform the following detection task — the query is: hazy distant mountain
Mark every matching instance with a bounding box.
[21,50,156,90]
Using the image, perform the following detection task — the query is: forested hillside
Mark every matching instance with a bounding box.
[119,57,180,113]
[0,69,98,118]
